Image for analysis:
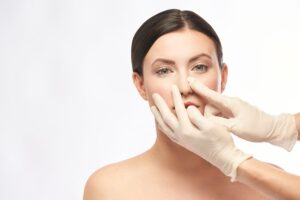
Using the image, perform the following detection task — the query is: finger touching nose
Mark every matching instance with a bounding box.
[177,76,192,97]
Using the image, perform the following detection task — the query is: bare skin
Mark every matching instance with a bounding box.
[84,130,269,200]
[237,158,300,200]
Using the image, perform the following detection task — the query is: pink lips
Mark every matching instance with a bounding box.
[184,101,198,108]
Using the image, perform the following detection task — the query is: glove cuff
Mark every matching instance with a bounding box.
[228,150,252,182]
[216,147,252,182]
[270,114,298,151]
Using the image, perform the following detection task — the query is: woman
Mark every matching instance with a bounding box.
[84,9,269,199]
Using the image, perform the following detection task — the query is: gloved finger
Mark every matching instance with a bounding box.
[204,104,221,117]
[207,115,235,132]
[186,105,211,130]
[172,85,190,125]
[187,77,233,117]
[152,93,178,130]
[150,106,178,141]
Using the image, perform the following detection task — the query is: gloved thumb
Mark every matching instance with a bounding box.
[187,77,234,117]
[207,115,236,133]
[204,104,220,117]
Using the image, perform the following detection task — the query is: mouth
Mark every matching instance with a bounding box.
[170,102,200,116]
[184,101,199,109]
[171,102,200,111]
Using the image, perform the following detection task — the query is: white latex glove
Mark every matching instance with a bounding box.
[151,85,251,181]
[187,77,298,151]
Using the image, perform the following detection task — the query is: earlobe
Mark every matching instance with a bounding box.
[220,63,228,93]
[132,72,148,100]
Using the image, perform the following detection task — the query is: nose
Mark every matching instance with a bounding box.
[177,75,192,97]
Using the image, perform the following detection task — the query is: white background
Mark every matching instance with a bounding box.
[0,0,300,199]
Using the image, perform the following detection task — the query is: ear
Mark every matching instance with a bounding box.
[132,72,148,100]
[220,63,228,93]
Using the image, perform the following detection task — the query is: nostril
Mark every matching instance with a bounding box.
[180,87,193,97]
[177,76,193,96]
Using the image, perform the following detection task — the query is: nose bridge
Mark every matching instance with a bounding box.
[176,69,191,96]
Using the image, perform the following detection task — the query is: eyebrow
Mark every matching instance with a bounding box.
[151,53,212,66]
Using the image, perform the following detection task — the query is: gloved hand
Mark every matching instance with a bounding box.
[151,85,251,181]
[187,77,298,151]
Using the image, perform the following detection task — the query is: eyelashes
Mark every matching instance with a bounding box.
[192,64,208,72]
[156,67,173,76]
[155,64,208,77]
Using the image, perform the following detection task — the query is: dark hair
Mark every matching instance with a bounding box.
[131,9,223,76]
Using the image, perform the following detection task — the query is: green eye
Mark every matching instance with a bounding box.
[156,67,172,76]
[192,64,208,72]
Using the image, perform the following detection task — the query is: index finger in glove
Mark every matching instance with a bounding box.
[150,106,178,142]
[187,77,233,117]
[172,85,190,125]
[152,93,178,130]
[187,105,212,131]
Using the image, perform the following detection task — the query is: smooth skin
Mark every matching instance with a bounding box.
[83,29,269,199]
[237,158,300,200]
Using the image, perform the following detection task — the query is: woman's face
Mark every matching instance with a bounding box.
[133,29,227,114]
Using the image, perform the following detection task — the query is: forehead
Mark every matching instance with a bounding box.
[144,29,217,64]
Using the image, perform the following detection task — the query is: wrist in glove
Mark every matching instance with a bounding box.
[270,114,298,151]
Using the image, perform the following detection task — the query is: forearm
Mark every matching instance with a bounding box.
[295,113,300,140]
[236,158,300,200]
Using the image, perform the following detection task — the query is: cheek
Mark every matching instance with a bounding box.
[144,79,173,108]
[197,70,221,92]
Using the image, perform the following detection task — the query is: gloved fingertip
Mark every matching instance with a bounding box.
[187,76,195,84]
[186,105,198,113]
[150,106,157,113]
[171,84,179,93]
[152,93,163,104]
[152,93,158,99]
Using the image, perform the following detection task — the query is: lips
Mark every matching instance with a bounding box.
[184,101,198,108]
[171,101,200,110]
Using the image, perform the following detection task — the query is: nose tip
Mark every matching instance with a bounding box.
[177,76,192,97]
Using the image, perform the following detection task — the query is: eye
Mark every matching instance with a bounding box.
[192,64,208,73]
[156,67,173,76]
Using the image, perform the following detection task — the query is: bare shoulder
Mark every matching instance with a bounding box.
[83,164,118,200]
[83,155,145,200]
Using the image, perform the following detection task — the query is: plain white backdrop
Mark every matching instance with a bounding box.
[0,0,299,199]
